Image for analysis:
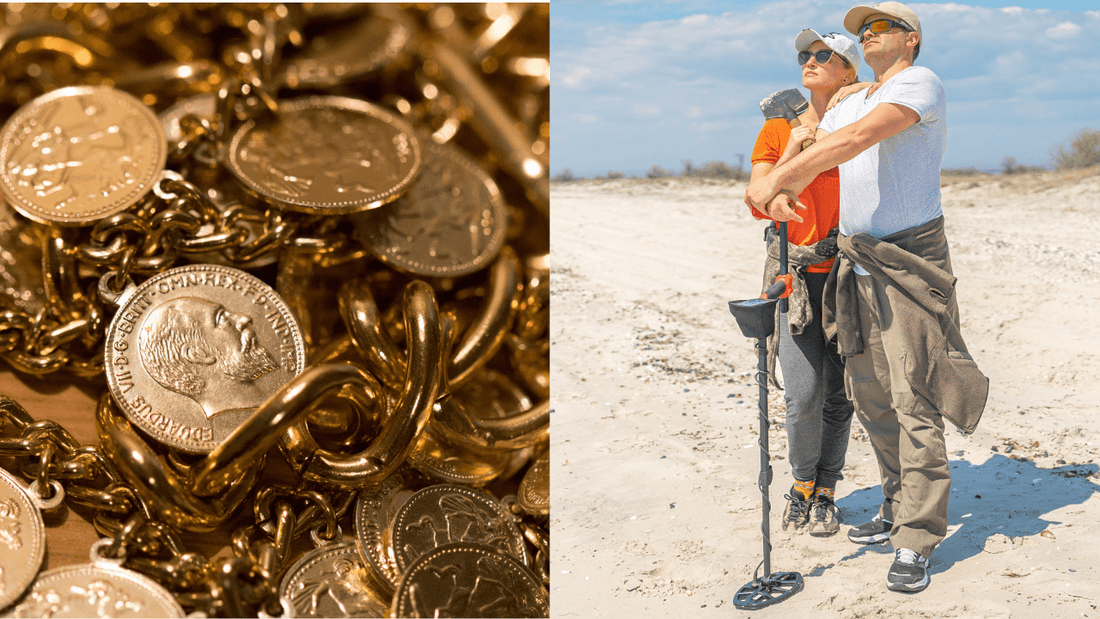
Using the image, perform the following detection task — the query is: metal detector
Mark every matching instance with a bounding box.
[727,221,804,610]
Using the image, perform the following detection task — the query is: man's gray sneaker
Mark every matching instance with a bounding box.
[781,492,811,531]
[808,495,841,537]
[847,513,892,544]
[887,548,930,592]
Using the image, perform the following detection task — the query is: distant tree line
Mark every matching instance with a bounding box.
[552,159,749,182]
[552,127,1100,182]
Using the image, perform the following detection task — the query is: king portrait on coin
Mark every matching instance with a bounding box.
[105,265,306,454]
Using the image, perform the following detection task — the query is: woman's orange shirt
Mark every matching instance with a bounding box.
[750,118,840,273]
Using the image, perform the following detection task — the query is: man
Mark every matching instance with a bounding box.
[139,297,279,418]
[745,1,988,593]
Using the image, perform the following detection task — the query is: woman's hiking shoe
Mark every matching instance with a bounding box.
[847,513,892,544]
[781,492,811,531]
[886,548,930,592]
[808,495,841,537]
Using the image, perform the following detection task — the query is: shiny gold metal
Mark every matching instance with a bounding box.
[427,396,548,455]
[280,281,442,486]
[188,362,383,496]
[339,278,407,391]
[0,86,167,226]
[449,246,522,390]
[277,11,412,89]
[424,41,549,218]
[96,393,263,532]
[390,542,548,618]
[518,449,550,518]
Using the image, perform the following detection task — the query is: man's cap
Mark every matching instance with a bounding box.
[795,29,861,72]
[843,2,922,41]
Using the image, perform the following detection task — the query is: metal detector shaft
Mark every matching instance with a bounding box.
[778,221,788,314]
[728,220,802,610]
[754,333,773,579]
[753,231,786,582]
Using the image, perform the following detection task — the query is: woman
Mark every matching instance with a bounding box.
[747,29,860,537]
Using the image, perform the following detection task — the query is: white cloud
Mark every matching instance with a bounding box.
[561,66,593,88]
[1045,21,1082,37]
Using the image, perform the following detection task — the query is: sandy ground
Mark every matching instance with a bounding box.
[549,170,1100,618]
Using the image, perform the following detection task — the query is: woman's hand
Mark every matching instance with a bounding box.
[827,82,870,111]
[780,125,815,161]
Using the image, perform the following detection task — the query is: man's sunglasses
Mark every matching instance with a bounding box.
[857,18,912,40]
[798,49,850,67]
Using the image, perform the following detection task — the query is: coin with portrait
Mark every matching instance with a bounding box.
[354,141,507,278]
[104,264,306,454]
[227,95,421,214]
[0,86,166,226]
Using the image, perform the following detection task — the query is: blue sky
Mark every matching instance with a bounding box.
[551,1,1100,177]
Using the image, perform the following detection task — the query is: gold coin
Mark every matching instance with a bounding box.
[0,468,46,610]
[2,563,185,618]
[388,485,527,577]
[0,86,166,226]
[391,542,548,618]
[278,541,390,618]
[354,140,507,278]
[411,369,535,485]
[104,264,307,454]
[407,428,510,487]
[227,96,421,214]
[353,468,428,593]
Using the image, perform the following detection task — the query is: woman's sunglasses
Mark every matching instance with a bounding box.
[857,18,912,41]
[798,49,850,67]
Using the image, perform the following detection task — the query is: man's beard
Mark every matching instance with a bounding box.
[219,329,278,382]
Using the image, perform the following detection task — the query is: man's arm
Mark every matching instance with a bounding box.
[744,102,922,219]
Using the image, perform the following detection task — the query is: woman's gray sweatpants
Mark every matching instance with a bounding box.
[777,271,855,488]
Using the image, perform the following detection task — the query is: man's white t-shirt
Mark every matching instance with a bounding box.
[819,65,947,240]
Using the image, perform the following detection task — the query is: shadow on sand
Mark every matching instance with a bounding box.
[812,454,1100,576]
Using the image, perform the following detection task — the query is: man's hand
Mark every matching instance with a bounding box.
[827,82,870,111]
[763,191,806,223]
[744,174,782,212]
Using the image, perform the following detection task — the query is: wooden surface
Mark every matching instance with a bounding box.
[0,366,106,570]
[0,365,247,572]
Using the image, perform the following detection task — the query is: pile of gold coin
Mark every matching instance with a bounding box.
[0,3,548,617]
